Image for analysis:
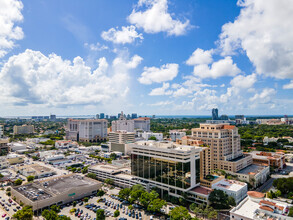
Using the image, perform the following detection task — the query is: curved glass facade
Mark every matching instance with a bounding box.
[131,154,199,189]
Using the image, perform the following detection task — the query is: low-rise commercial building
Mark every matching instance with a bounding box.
[16,164,56,179]
[11,174,101,211]
[228,164,270,188]
[0,139,9,155]
[10,143,27,152]
[88,164,143,188]
[137,131,163,141]
[248,151,286,170]
[6,153,25,164]
[211,179,247,204]
[230,191,292,220]
[13,125,34,135]
[109,131,135,153]
[0,156,9,169]
[55,140,78,149]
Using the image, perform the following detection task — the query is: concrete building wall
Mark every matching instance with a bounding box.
[13,125,34,135]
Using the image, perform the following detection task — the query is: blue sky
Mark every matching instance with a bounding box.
[0,0,293,116]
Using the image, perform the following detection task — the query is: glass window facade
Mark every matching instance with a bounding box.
[131,153,199,189]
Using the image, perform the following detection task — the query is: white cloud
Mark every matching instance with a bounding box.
[149,100,173,106]
[283,80,293,89]
[250,88,276,104]
[0,49,142,107]
[219,0,293,79]
[128,0,191,36]
[186,48,213,65]
[0,0,23,58]
[138,63,178,84]
[101,25,143,44]
[192,56,241,79]
[84,42,109,51]
[230,74,257,89]
[172,87,191,97]
[149,82,172,96]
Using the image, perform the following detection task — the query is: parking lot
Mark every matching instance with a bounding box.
[59,189,159,220]
[0,188,21,219]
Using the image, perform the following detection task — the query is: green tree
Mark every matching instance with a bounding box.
[82,166,89,174]
[14,178,23,186]
[139,191,159,207]
[27,176,35,182]
[209,189,235,209]
[42,209,58,220]
[114,210,120,217]
[148,136,157,141]
[96,209,105,220]
[289,207,293,217]
[57,216,71,220]
[50,205,60,213]
[97,189,105,197]
[13,206,33,220]
[104,178,114,185]
[169,206,191,220]
[110,153,117,160]
[147,198,166,212]
[73,201,77,207]
[84,197,89,202]
[87,173,96,179]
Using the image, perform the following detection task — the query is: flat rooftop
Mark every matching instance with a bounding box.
[232,197,257,219]
[237,164,267,175]
[14,184,52,201]
[90,164,130,174]
[37,175,97,195]
[213,179,246,192]
[190,186,212,196]
[19,164,54,174]
[134,141,201,152]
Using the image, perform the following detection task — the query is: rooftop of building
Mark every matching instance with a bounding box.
[247,191,265,198]
[190,186,213,196]
[14,184,52,201]
[36,174,98,195]
[237,164,267,175]
[249,151,285,160]
[212,179,247,192]
[18,164,54,174]
[133,140,201,152]
[133,117,150,121]
[89,164,130,174]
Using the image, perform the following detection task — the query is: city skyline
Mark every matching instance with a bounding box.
[0,0,293,116]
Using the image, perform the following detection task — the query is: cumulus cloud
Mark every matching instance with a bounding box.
[249,88,276,104]
[101,25,143,44]
[128,0,191,36]
[84,42,109,51]
[0,0,23,58]
[219,0,293,79]
[149,82,172,96]
[138,63,178,84]
[0,49,142,106]
[283,80,293,89]
[186,48,213,65]
[230,74,257,89]
[191,56,241,79]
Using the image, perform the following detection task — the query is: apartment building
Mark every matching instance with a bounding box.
[0,139,9,156]
[112,112,134,132]
[0,125,3,138]
[176,136,204,146]
[66,119,107,142]
[192,124,253,177]
[13,125,34,135]
[133,117,150,131]
[169,130,186,141]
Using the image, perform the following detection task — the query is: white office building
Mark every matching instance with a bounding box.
[112,112,134,132]
[211,179,247,204]
[133,117,150,131]
[0,125,3,138]
[169,130,186,141]
[137,131,163,141]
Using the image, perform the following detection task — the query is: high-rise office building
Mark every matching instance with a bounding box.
[212,108,219,120]
[66,119,108,142]
[96,114,99,119]
[131,141,201,195]
[235,115,245,120]
[100,113,105,119]
[131,113,137,119]
[108,131,135,153]
[50,114,56,121]
[220,114,229,120]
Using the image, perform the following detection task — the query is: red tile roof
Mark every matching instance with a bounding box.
[190,186,212,195]
[259,206,274,212]
[247,191,265,198]
[259,200,276,206]
[133,117,150,121]
[223,125,235,129]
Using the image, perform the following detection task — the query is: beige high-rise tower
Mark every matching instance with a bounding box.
[192,124,252,184]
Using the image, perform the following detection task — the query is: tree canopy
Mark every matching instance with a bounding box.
[13,206,33,220]
[208,189,236,209]
[169,206,191,220]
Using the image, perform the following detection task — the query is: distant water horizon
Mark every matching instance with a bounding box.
[2,114,292,119]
